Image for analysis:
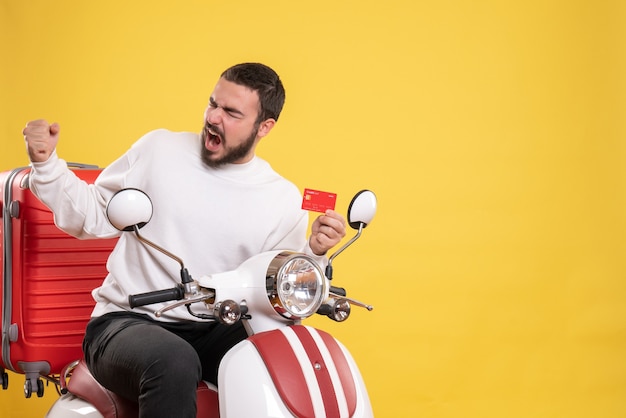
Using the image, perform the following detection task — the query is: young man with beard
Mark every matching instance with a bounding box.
[22,62,346,417]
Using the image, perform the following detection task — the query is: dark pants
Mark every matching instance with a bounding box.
[83,312,248,418]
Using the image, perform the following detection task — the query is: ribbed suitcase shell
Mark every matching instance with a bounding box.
[1,165,117,395]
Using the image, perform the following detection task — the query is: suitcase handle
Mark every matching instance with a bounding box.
[66,162,100,169]
[19,162,101,189]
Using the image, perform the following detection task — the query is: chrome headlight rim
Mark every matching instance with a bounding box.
[266,251,327,320]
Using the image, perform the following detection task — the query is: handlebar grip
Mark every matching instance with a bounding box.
[129,286,184,309]
[317,304,333,316]
[329,286,347,297]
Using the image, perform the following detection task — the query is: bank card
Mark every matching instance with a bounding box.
[302,188,337,213]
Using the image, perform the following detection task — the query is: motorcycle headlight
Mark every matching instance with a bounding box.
[266,252,327,320]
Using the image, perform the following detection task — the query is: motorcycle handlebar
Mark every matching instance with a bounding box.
[129,286,185,308]
[329,286,346,297]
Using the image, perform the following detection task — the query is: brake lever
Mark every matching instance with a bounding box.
[329,291,374,311]
[154,289,214,318]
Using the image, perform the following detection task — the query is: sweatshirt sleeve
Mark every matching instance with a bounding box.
[28,151,125,240]
[302,242,329,268]
[270,207,329,268]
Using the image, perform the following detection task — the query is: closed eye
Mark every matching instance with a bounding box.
[209,98,245,119]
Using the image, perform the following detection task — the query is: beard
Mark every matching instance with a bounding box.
[200,123,259,168]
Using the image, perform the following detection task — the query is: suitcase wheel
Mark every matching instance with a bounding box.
[1,371,8,390]
[24,377,45,398]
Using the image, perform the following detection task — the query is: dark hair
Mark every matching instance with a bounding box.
[221,63,285,123]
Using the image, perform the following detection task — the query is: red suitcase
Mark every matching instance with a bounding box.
[1,164,117,397]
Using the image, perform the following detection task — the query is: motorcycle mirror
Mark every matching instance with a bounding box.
[106,188,189,277]
[326,189,377,280]
[347,190,377,230]
[106,188,153,232]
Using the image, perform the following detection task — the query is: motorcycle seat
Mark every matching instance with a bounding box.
[66,359,219,418]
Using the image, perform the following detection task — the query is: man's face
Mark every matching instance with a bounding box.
[200,78,264,168]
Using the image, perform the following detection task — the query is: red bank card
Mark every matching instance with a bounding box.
[302,188,337,213]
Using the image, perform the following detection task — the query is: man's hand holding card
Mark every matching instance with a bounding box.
[303,188,346,255]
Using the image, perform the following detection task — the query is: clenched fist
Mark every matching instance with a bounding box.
[23,119,60,163]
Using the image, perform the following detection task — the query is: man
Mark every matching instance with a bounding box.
[22,62,346,417]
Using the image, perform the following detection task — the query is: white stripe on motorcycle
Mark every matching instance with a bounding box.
[307,327,349,417]
[280,326,327,417]
[279,326,349,418]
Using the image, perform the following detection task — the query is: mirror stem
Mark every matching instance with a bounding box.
[133,225,185,269]
[325,222,364,279]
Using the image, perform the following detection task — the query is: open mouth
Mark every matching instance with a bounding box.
[204,126,223,152]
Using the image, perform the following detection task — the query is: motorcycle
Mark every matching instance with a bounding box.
[46,188,377,418]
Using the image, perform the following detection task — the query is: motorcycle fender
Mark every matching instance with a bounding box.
[218,325,373,418]
[45,394,104,418]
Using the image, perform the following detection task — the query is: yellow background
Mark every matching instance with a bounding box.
[2,0,625,417]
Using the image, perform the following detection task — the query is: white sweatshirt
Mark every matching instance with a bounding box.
[29,129,321,321]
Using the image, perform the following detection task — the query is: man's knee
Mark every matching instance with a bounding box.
[146,343,202,385]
